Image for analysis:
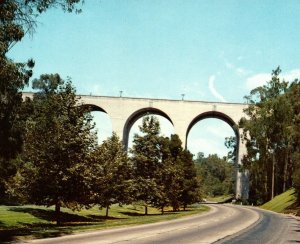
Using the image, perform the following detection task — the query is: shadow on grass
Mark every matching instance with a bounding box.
[87,214,125,220]
[0,207,124,243]
[9,207,101,223]
[0,221,5,228]
[119,211,178,217]
[0,225,74,243]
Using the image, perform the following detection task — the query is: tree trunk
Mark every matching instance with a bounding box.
[55,201,61,226]
[145,205,148,215]
[106,206,109,218]
[161,206,164,215]
[271,152,275,199]
[283,150,288,192]
[183,204,187,211]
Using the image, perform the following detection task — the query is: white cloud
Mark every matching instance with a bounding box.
[223,56,250,76]
[187,137,229,158]
[208,75,227,102]
[245,69,300,91]
[281,69,300,82]
[246,73,271,90]
[206,124,233,139]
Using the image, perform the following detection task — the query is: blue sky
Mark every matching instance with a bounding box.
[9,0,300,157]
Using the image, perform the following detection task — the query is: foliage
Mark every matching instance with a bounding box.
[239,67,300,204]
[0,1,35,202]
[179,149,202,210]
[195,153,234,197]
[0,0,83,204]
[286,81,300,203]
[11,75,97,225]
[225,136,237,163]
[130,116,201,214]
[130,116,163,214]
[91,132,134,217]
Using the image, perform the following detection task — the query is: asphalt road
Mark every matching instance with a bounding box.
[25,204,300,244]
[217,207,300,244]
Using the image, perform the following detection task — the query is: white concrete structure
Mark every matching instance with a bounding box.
[23,93,249,199]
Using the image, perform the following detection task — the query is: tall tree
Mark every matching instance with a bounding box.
[152,134,201,212]
[91,132,133,218]
[16,74,97,225]
[285,81,300,202]
[0,0,84,202]
[153,135,184,213]
[239,67,293,203]
[130,115,163,215]
[179,149,202,210]
[0,1,35,201]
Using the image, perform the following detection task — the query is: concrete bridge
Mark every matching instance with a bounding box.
[23,93,249,199]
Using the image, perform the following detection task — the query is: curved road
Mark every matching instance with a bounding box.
[27,204,300,244]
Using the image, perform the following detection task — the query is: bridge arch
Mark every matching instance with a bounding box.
[81,104,113,144]
[123,107,174,150]
[81,104,107,113]
[186,111,240,162]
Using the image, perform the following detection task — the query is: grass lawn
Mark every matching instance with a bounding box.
[0,203,209,243]
[260,188,299,215]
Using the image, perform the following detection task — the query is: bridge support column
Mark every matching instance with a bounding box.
[110,117,126,145]
[173,122,189,149]
[235,133,249,200]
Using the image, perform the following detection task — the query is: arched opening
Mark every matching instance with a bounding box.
[82,104,113,144]
[187,111,239,199]
[186,111,239,162]
[124,108,174,150]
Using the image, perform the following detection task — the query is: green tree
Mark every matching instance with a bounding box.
[16,74,97,225]
[179,150,201,210]
[153,135,184,213]
[0,0,84,203]
[0,1,35,201]
[91,132,133,218]
[225,136,237,164]
[195,153,234,197]
[239,67,293,203]
[285,81,300,202]
[130,115,163,215]
[153,135,201,212]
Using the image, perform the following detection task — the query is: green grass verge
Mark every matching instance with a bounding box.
[260,188,297,213]
[0,204,209,242]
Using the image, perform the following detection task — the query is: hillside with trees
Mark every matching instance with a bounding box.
[239,67,300,205]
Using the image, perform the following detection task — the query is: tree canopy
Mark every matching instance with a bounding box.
[195,153,234,197]
[130,115,201,214]
[91,132,133,217]
[0,0,84,203]
[14,74,97,224]
[239,67,300,204]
